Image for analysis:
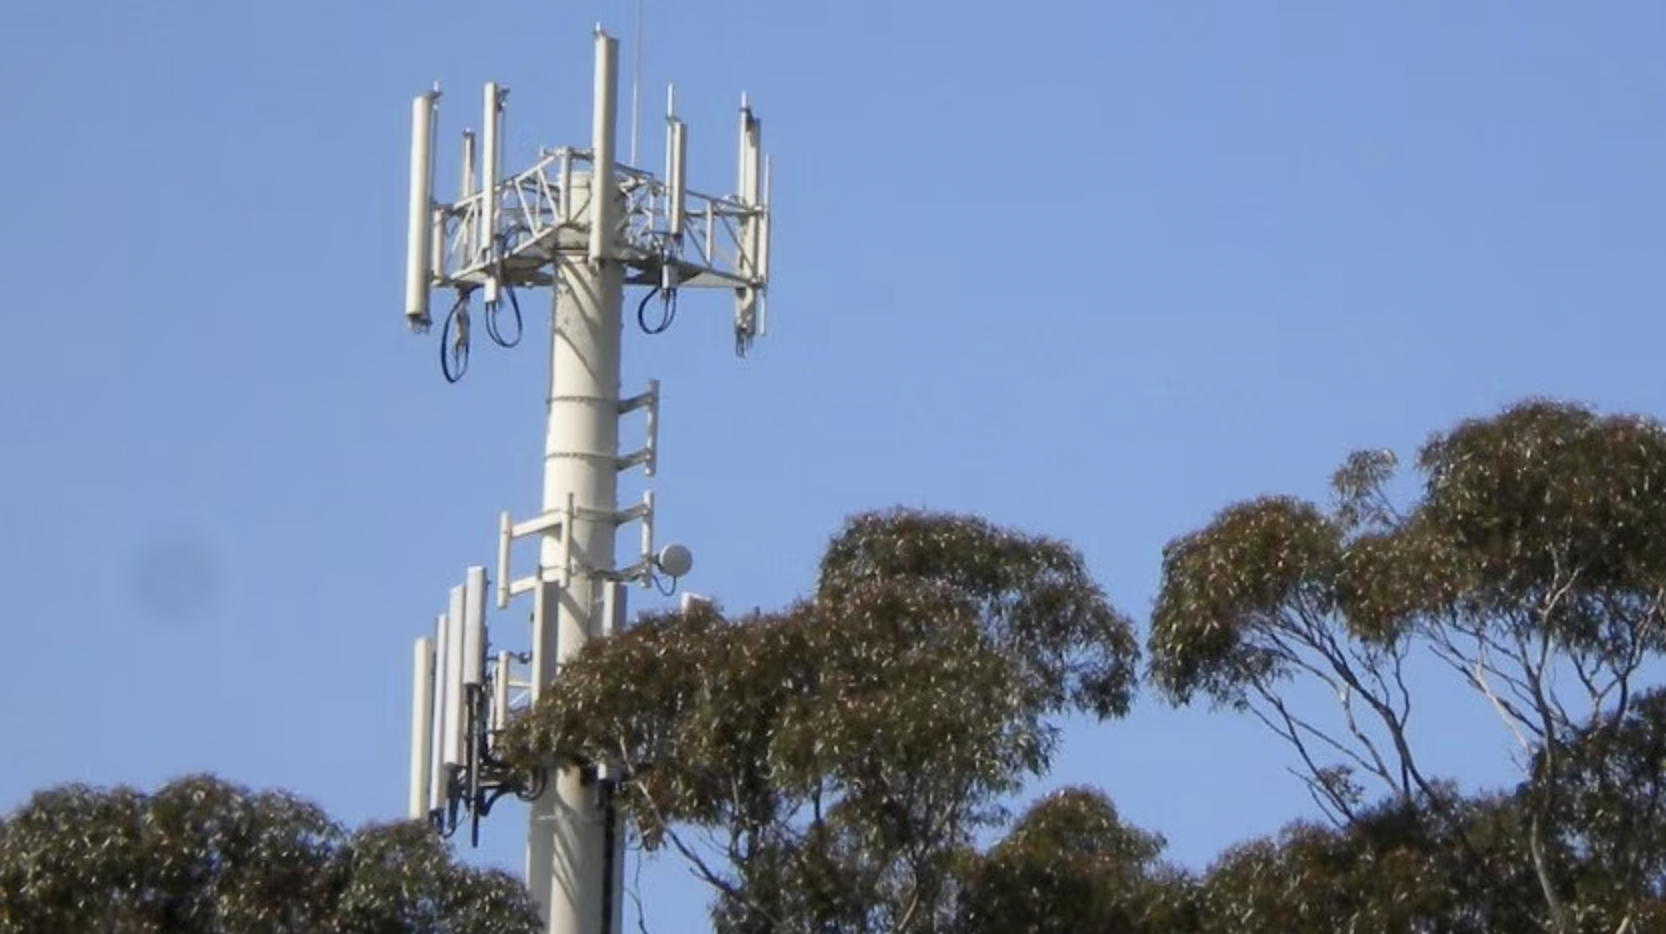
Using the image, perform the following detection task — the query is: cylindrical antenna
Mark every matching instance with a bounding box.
[558,149,573,224]
[442,584,467,767]
[589,30,620,263]
[639,489,655,568]
[461,566,487,687]
[458,130,477,266]
[666,86,686,239]
[495,511,512,609]
[601,580,622,638]
[478,83,503,262]
[758,153,772,335]
[735,98,763,341]
[408,636,436,820]
[760,154,772,272]
[404,88,440,330]
[644,378,660,477]
[737,98,762,206]
[427,614,449,813]
[491,650,512,733]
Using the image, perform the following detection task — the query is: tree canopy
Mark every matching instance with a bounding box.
[502,508,1140,934]
[0,774,538,934]
[16,399,1666,934]
[1149,398,1666,932]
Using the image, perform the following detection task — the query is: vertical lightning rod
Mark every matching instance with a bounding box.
[527,27,627,934]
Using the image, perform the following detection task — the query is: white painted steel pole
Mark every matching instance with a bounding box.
[528,28,627,934]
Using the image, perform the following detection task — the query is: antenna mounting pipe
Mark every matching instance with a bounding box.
[479,84,504,262]
[588,32,620,263]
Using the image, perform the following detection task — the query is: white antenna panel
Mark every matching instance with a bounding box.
[458,130,477,266]
[589,31,621,263]
[462,566,488,687]
[736,96,762,204]
[599,580,626,637]
[758,154,772,335]
[478,84,504,262]
[491,650,513,733]
[441,584,467,767]
[666,86,687,237]
[408,636,436,820]
[427,613,449,812]
[404,88,440,330]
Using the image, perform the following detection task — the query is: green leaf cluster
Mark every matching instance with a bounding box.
[502,508,1140,933]
[0,774,539,934]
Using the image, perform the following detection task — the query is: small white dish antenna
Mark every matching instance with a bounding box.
[656,542,693,578]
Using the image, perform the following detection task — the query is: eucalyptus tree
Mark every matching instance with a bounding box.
[503,509,1140,934]
[0,773,538,934]
[955,786,1197,934]
[1147,399,1666,933]
[1194,786,1556,934]
[1535,686,1666,931]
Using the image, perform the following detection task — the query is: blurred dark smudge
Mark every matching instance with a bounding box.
[127,532,225,628]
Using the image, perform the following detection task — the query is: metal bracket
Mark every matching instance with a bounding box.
[617,379,659,476]
[606,491,658,584]
[496,490,665,605]
[495,498,573,609]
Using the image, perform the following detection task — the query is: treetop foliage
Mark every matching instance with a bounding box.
[816,509,1141,719]
[18,399,1666,934]
[0,774,539,934]
[501,507,1140,933]
[1147,398,1666,932]
[1151,399,1666,710]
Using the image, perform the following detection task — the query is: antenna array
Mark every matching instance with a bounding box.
[407,567,540,845]
[402,34,772,370]
[398,24,773,934]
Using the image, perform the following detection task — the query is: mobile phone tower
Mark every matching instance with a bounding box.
[397,25,772,934]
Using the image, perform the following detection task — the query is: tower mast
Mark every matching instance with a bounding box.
[399,24,773,934]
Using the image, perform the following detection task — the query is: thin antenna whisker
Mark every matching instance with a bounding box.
[629,0,644,166]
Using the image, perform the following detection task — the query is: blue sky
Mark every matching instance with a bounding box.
[3,0,1664,927]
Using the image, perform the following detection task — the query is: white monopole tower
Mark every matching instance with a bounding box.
[397,25,772,934]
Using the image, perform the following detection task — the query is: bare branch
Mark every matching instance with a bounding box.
[1287,764,1353,826]
[1337,682,1399,797]
[628,840,654,934]
[1466,639,1536,760]
[625,781,784,932]
[1427,635,1543,743]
